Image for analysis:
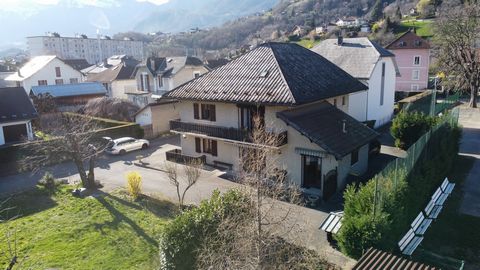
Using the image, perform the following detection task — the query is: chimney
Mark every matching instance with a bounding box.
[150,58,155,71]
[337,35,343,46]
[342,120,347,134]
[17,69,22,78]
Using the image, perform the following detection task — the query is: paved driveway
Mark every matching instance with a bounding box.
[458,107,480,217]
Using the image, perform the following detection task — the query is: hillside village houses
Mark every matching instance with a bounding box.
[5,55,84,94]
[386,30,431,93]
[164,42,378,200]
[312,37,399,128]
[0,87,38,145]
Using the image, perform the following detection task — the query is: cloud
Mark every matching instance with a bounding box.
[136,0,169,5]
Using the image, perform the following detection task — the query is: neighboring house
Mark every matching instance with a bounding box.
[386,30,431,93]
[81,55,140,75]
[134,99,179,138]
[164,42,378,200]
[27,34,144,64]
[291,25,308,37]
[133,56,209,95]
[312,37,399,127]
[204,58,230,70]
[62,59,91,71]
[0,87,38,145]
[86,63,137,99]
[336,17,365,27]
[0,72,16,88]
[5,55,84,94]
[30,82,106,111]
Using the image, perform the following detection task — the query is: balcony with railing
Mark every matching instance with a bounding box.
[170,120,288,147]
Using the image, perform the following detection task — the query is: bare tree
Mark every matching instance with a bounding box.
[434,4,480,108]
[22,114,106,189]
[196,116,325,269]
[164,160,202,209]
[0,199,20,270]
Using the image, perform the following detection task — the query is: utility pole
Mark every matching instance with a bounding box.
[430,76,438,116]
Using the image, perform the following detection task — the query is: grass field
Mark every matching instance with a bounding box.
[0,186,176,270]
[296,38,321,49]
[394,19,434,38]
[420,156,480,269]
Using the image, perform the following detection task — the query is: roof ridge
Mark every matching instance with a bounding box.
[268,43,297,105]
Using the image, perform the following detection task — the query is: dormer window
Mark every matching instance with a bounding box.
[414,40,422,47]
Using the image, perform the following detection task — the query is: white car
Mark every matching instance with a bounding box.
[103,137,150,155]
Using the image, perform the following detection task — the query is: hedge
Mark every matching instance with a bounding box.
[390,111,437,149]
[337,117,461,258]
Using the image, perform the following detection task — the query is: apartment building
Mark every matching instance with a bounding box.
[27,34,144,64]
[164,42,378,200]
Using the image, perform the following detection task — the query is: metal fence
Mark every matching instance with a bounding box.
[372,106,460,214]
[403,91,461,115]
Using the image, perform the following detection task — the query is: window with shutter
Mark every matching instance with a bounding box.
[195,137,201,153]
[193,103,199,119]
[209,104,216,121]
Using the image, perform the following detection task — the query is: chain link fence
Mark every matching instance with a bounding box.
[372,106,460,215]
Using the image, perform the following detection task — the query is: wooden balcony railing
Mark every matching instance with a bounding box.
[170,120,288,147]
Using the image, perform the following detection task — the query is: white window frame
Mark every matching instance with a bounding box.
[413,56,421,66]
[412,70,420,81]
[411,84,419,91]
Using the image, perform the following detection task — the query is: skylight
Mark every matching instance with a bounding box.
[259,70,269,78]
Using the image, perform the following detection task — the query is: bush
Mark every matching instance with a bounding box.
[390,111,437,149]
[38,172,60,193]
[126,172,142,200]
[159,190,251,270]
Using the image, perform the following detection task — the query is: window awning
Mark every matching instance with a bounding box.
[295,147,329,158]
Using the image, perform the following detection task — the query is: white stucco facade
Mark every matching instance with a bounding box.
[173,97,370,199]
[6,57,84,94]
[135,102,180,138]
[347,57,396,128]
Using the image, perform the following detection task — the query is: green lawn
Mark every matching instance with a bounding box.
[0,186,176,269]
[296,38,321,49]
[420,156,480,269]
[394,19,434,38]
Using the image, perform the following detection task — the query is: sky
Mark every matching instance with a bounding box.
[1,0,169,16]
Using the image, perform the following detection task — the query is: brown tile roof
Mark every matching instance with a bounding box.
[164,42,367,106]
[277,101,378,158]
[86,64,136,83]
[353,248,438,270]
[386,30,430,50]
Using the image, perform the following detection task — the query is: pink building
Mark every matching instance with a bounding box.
[386,30,430,92]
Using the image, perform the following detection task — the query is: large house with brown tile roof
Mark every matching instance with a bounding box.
[164,42,378,200]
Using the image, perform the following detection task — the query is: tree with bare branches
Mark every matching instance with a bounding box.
[22,114,106,189]
[434,4,480,108]
[195,116,325,269]
[164,160,202,210]
[83,97,139,122]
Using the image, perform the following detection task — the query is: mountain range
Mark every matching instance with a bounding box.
[0,0,278,50]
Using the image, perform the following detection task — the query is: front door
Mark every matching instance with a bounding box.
[302,155,322,189]
[323,170,338,201]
